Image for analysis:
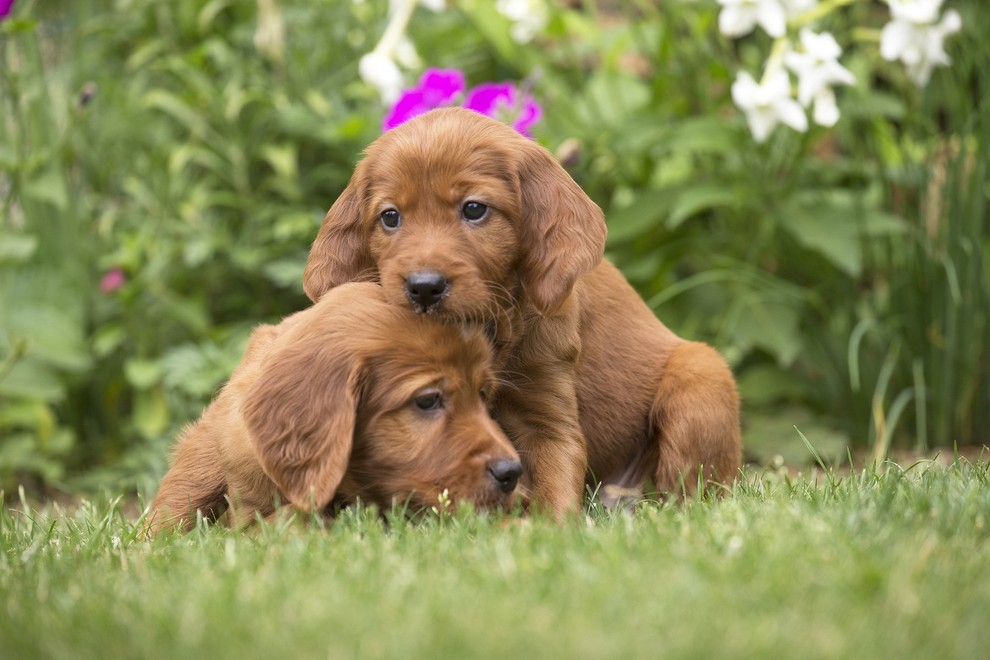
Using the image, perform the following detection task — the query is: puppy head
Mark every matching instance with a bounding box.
[339,311,523,511]
[242,282,521,513]
[303,107,607,319]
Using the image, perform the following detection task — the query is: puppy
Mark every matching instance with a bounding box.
[303,108,741,516]
[149,281,522,532]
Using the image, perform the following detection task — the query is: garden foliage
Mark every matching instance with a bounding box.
[0,0,987,494]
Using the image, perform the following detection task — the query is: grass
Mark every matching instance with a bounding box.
[2,460,989,660]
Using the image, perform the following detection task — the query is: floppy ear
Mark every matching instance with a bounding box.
[303,169,376,302]
[241,339,361,511]
[515,142,607,315]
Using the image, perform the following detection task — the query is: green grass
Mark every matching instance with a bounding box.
[2,461,989,660]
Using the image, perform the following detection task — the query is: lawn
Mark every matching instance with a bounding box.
[2,459,988,660]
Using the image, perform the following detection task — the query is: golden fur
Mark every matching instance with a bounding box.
[303,108,742,515]
[149,282,520,532]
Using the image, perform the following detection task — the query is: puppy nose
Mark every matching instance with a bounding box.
[405,271,449,309]
[487,458,523,493]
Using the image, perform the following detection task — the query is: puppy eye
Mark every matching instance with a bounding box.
[380,209,401,230]
[413,390,443,412]
[461,201,489,223]
[479,386,489,401]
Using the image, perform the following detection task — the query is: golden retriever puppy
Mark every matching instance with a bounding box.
[149,282,522,532]
[302,108,741,516]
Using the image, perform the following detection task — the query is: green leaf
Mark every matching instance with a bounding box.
[844,91,906,120]
[4,304,91,372]
[133,386,170,440]
[198,0,233,32]
[0,233,38,264]
[124,358,163,390]
[778,195,864,277]
[663,117,740,156]
[580,71,651,128]
[0,359,65,402]
[23,168,69,211]
[262,258,306,290]
[861,211,906,236]
[737,364,809,406]
[744,407,849,466]
[667,185,738,229]
[728,295,802,367]
[606,188,676,244]
[0,399,54,431]
[92,325,127,358]
[142,89,210,137]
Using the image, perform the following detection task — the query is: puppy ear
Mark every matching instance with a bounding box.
[303,170,375,302]
[516,142,607,314]
[241,339,361,511]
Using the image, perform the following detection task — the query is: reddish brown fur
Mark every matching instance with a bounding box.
[303,108,742,516]
[149,282,519,532]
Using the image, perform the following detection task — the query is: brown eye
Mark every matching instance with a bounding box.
[413,391,443,412]
[381,209,401,230]
[462,201,488,223]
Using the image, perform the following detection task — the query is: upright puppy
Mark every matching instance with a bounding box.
[303,108,742,515]
[149,282,522,532]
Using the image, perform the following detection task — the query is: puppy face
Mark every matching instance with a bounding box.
[242,284,521,514]
[366,140,522,322]
[339,320,522,510]
[304,108,607,320]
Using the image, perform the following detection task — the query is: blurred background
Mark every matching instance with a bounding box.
[1,0,986,499]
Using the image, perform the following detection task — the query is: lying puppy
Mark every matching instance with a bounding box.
[149,282,522,532]
[302,108,742,515]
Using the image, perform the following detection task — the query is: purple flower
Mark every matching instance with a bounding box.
[100,268,126,294]
[0,0,15,20]
[463,82,542,138]
[383,68,465,131]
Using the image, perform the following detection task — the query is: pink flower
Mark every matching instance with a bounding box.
[0,0,15,20]
[463,82,542,138]
[382,67,542,137]
[383,68,465,130]
[100,268,126,294]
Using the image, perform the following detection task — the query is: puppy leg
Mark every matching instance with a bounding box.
[651,342,742,497]
[148,426,228,533]
[495,377,587,518]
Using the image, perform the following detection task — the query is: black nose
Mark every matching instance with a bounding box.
[405,271,449,310]
[487,458,523,494]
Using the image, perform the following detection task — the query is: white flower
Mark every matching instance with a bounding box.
[359,51,404,103]
[784,29,855,126]
[887,0,944,24]
[782,0,817,19]
[394,36,421,70]
[717,0,787,39]
[881,0,962,86]
[810,87,840,126]
[732,69,808,142]
[419,0,446,10]
[496,0,548,43]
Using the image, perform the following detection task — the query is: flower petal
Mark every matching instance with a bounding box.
[719,6,757,38]
[360,52,404,104]
[731,71,761,110]
[747,107,779,143]
[513,96,543,137]
[774,96,809,133]
[880,20,912,61]
[938,9,962,37]
[755,1,786,38]
[811,88,839,127]
[419,68,466,105]
[463,82,515,116]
